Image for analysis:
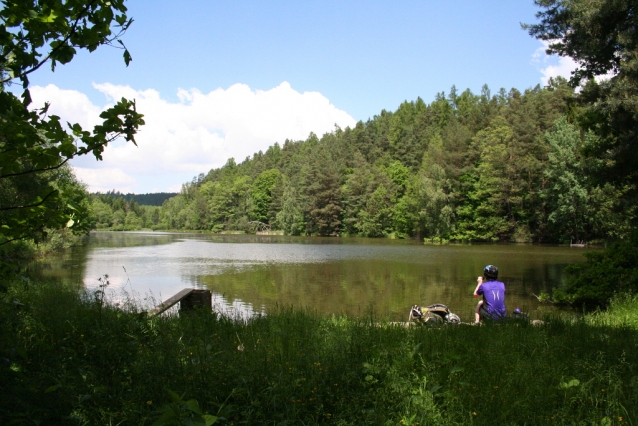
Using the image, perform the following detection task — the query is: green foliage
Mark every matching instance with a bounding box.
[0,0,135,81]
[454,116,517,241]
[382,160,409,196]
[91,199,114,228]
[388,100,426,170]
[250,169,280,223]
[94,191,178,207]
[207,175,251,231]
[412,164,455,239]
[153,389,218,426]
[356,184,393,237]
[554,234,638,308]
[125,211,143,230]
[112,209,126,228]
[277,181,306,235]
[89,192,164,231]
[0,0,144,246]
[543,117,589,238]
[302,145,343,236]
[585,293,638,328]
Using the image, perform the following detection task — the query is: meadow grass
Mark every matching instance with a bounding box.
[1,282,637,425]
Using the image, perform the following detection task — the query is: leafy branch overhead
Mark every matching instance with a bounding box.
[0,0,144,245]
[0,0,134,90]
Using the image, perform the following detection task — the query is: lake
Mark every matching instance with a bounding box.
[28,231,590,321]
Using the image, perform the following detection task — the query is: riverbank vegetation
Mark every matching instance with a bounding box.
[0,163,93,262]
[2,281,637,425]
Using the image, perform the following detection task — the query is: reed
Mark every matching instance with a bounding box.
[1,281,636,425]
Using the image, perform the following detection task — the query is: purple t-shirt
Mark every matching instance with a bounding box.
[477,280,506,318]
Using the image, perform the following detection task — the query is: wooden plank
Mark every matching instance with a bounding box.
[150,288,194,316]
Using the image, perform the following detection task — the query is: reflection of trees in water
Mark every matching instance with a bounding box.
[510,264,571,297]
[27,232,179,289]
[27,244,90,289]
[198,258,579,321]
[198,261,471,321]
[84,231,180,249]
[83,231,376,249]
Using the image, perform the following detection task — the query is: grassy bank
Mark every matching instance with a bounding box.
[1,282,637,425]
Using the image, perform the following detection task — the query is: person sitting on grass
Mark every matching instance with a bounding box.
[473,265,506,323]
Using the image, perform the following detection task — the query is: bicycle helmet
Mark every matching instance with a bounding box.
[483,265,498,280]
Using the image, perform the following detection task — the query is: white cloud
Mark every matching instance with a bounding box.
[74,167,137,193]
[30,84,103,129]
[29,82,356,193]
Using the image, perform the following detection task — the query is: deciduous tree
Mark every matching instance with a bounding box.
[0,0,144,245]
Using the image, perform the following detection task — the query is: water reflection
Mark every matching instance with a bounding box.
[28,231,590,321]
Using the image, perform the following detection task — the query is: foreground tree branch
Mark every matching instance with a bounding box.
[0,190,58,212]
[0,0,144,246]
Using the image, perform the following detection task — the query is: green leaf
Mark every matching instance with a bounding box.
[50,42,76,65]
[184,399,202,414]
[21,89,32,106]
[202,414,218,426]
[559,378,580,389]
[450,366,464,375]
[39,10,57,22]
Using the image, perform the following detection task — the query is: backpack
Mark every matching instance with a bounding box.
[409,304,461,324]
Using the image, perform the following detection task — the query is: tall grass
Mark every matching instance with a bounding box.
[1,281,636,425]
[585,294,638,328]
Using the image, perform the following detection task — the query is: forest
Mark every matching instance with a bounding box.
[90,78,631,243]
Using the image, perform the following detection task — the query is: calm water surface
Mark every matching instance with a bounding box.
[29,231,591,321]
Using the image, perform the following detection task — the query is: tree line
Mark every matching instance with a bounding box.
[118,79,627,243]
[94,191,178,207]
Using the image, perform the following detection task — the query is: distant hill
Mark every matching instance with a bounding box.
[93,191,178,206]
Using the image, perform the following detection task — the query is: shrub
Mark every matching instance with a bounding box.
[554,234,638,308]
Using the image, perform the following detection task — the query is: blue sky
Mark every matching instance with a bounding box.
[27,0,575,193]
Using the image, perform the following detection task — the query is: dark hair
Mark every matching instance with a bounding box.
[483,265,498,280]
